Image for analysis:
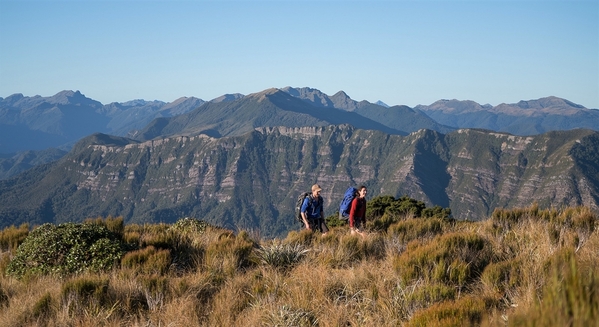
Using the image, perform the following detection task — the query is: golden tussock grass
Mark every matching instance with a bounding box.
[0,205,597,326]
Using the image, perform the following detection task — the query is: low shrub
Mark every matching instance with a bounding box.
[422,205,452,220]
[168,217,209,235]
[325,214,346,228]
[368,195,452,232]
[6,222,125,278]
[370,211,407,232]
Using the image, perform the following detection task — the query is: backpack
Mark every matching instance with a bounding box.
[339,186,358,220]
[295,192,322,223]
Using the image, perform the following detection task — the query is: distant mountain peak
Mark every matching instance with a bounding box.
[51,90,78,103]
[3,93,25,105]
[375,100,389,108]
[250,88,279,96]
[49,90,102,107]
[247,88,284,101]
[332,90,350,99]
[280,87,332,107]
[210,93,245,103]
[330,90,358,111]
[122,99,167,107]
[168,96,201,106]
[161,96,205,114]
[514,96,585,110]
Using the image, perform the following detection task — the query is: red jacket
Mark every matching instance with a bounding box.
[349,197,366,228]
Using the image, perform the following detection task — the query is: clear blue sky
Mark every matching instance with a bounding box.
[1,0,598,109]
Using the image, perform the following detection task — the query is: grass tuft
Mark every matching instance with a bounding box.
[256,242,309,270]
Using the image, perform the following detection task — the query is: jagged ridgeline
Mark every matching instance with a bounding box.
[0,125,598,238]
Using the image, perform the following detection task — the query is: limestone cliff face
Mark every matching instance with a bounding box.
[1,126,597,238]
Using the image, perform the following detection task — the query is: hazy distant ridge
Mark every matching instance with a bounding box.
[1,87,597,181]
[415,96,599,135]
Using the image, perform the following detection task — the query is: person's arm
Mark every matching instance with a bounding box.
[300,197,311,229]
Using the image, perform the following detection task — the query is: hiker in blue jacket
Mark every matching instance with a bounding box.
[301,184,329,235]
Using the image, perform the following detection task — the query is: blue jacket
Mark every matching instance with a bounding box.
[301,195,323,219]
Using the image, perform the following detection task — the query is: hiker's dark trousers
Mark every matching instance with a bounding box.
[307,217,329,233]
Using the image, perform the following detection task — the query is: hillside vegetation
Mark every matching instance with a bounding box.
[0,198,597,326]
[1,125,598,239]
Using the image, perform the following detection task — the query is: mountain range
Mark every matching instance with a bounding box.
[0,87,598,238]
[0,125,597,238]
[2,88,597,181]
[415,96,599,136]
[2,88,597,150]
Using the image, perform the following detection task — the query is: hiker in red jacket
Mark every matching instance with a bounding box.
[349,185,367,237]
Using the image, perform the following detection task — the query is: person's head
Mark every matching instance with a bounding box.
[358,185,367,198]
[311,184,322,197]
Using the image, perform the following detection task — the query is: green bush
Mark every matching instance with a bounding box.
[168,217,209,235]
[368,195,452,232]
[325,214,346,228]
[366,195,396,219]
[6,222,125,278]
[422,205,452,220]
[386,195,427,217]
